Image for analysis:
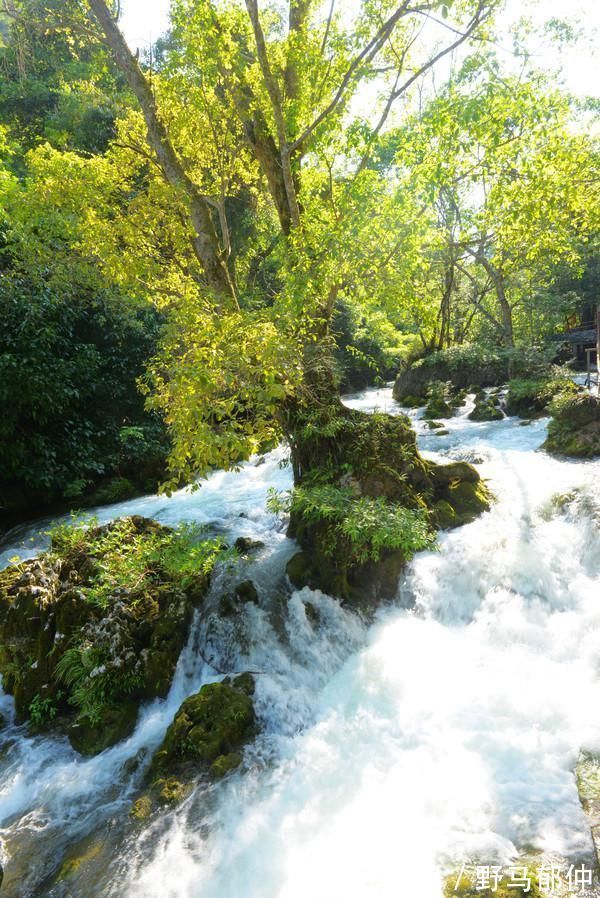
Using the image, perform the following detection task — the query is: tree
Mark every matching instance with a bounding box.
[386,58,600,350]
[52,0,494,476]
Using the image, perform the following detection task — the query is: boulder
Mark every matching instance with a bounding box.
[234,537,265,554]
[544,393,600,458]
[468,399,503,422]
[0,516,217,755]
[147,674,256,802]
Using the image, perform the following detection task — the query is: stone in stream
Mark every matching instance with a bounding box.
[0,516,220,756]
[234,536,265,554]
[133,673,257,813]
[468,398,504,422]
[544,394,600,458]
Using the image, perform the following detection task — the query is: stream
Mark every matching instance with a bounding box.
[1,386,599,897]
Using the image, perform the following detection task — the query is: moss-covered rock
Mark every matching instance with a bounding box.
[430,462,492,528]
[468,399,504,422]
[68,701,139,757]
[0,516,221,754]
[424,381,455,419]
[393,345,545,402]
[234,537,265,555]
[145,674,256,805]
[234,580,260,605]
[544,393,600,458]
[506,373,580,418]
[283,396,490,607]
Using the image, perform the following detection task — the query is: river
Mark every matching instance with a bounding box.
[0,386,599,897]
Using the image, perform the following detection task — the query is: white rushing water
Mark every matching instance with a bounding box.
[1,386,599,897]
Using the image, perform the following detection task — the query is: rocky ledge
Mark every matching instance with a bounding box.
[0,515,222,755]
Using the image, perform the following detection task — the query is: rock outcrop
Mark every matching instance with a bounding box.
[544,393,600,458]
[0,516,220,755]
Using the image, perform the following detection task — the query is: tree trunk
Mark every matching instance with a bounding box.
[86,0,236,302]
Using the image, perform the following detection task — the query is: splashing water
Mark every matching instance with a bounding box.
[1,386,599,897]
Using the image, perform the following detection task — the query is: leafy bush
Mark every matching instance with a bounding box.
[506,370,579,416]
[49,516,227,609]
[270,485,436,566]
[0,275,170,520]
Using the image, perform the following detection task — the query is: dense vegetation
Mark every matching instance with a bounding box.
[0,0,597,538]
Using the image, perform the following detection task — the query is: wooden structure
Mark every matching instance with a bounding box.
[552,305,599,394]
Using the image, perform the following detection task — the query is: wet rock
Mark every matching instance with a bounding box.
[234,580,260,605]
[68,701,139,757]
[468,399,504,421]
[304,601,319,626]
[147,675,256,803]
[429,462,481,487]
[430,462,491,529]
[130,795,153,821]
[0,516,217,755]
[234,537,265,554]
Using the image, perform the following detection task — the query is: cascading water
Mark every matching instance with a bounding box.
[1,386,599,897]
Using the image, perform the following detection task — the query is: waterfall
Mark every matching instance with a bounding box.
[1,386,599,897]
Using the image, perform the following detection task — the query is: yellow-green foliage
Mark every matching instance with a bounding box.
[50,516,226,608]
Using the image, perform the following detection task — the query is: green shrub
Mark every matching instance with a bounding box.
[506,370,579,416]
[544,393,600,458]
[49,517,227,609]
[271,485,436,566]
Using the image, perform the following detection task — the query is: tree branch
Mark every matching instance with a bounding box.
[244,0,301,229]
[85,0,238,305]
[290,0,413,153]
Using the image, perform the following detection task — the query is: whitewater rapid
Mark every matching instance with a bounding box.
[0,386,599,897]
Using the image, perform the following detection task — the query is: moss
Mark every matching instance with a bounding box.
[56,840,103,882]
[148,676,256,802]
[151,776,190,804]
[544,394,600,458]
[130,795,153,821]
[156,682,255,767]
[210,752,242,779]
